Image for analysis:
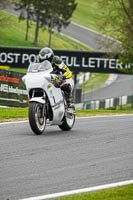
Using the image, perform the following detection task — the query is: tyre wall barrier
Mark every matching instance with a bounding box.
[0,69,28,107]
[75,95,133,110]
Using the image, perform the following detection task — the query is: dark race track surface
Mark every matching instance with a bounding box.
[83,74,133,101]
[0,116,133,200]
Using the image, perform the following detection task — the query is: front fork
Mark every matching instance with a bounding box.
[40,103,46,118]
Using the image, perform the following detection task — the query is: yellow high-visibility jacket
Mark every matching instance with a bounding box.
[52,56,72,79]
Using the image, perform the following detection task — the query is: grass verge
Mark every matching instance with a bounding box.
[0,107,28,122]
[0,10,90,51]
[76,109,133,117]
[1,107,133,122]
[72,0,102,32]
[78,73,109,93]
[53,184,133,200]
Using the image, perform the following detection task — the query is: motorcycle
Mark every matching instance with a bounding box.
[22,60,75,135]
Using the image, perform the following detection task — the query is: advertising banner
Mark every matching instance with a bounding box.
[0,46,132,74]
[0,69,27,107]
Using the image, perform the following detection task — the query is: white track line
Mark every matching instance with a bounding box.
[76,113,133,119]
[0,120,28,126]
[19,180,133,200]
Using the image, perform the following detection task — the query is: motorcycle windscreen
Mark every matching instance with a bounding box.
[28,60,52,73]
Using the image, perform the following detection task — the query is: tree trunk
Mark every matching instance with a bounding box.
[34,13,40,45]
[48,17,53,48]
[25,12,30,41]
[48,29,52,48]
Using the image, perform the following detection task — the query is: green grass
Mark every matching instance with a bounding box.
[76,109,133,117]
[0,10,90,51]
[1,107,133,122]
[72,0,103,31]
[78,73,109,92]
[0,107,28,122]
[53,184,133,200]
[2,67,27,73]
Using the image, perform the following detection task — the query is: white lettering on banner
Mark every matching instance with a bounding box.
[60,56,67,63]
[60,56,79,67]
[22,54,39,63]
[0,52,21,63]
[103,58,108,68]
[109,59,116,69]
[116,60,131,69]
[0,53,7,63]
[29,54,35,62]
[0,84,8,92]
[116,61,123,69]
[0,50,132,71]
[8,53,14,63]
[0,52,39,64]
[81,57,131,70]
[88,57,96,68]
[82,57,88,67]
[22,54,29,63]
[0,84,28,95]
[125,63,131,69]
[97,58,101,68]
[74,57,80,67]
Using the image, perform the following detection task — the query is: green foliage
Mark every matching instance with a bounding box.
[0,0,12,25]
[12,0,77,46]
[78,73,109,92]
[72,0,102,31]
[0,10,89,50]
[0,0,12,9]
[40,0,77,47]
[97,0,133,64]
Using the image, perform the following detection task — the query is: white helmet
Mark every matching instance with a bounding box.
[39,47,54,62]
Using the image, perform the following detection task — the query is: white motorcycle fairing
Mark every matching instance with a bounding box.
[22,60,75,135]
[23,61,64,125]
[29,97,46,104]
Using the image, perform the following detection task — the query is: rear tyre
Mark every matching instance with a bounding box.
[29,102,46,135]
[59,107,75,131]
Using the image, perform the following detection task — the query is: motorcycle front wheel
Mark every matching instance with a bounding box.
[29,102,46,135]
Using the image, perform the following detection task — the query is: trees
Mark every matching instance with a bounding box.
[40,0,77,48]
[13,0,77,46]
[13,0,34,41]
[32,0,77,46]
[0,0,11,9]
[97,0,133,63]
[0,0,12,25]
[32,0,49,45]
[13,0,47,45]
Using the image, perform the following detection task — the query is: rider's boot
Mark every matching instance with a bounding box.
[66,91,75,109]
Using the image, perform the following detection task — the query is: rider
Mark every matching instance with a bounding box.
[38,47,74,108]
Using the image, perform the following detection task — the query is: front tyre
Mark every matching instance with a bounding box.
[59,108,75,131]
[29,102,46,135]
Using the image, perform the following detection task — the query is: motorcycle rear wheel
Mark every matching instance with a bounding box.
[29,102,46,135]
[59,108,75,131]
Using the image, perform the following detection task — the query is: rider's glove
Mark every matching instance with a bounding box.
[54,82,61,88]
[51,75,66,88]
[58,75,66,82]
[51,75,60,83]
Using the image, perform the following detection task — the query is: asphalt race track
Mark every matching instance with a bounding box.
[0,115,133,200]
[82,74,133,101]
